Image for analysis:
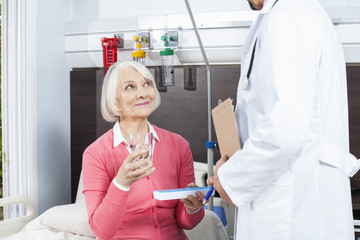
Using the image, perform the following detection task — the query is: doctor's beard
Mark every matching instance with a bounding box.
[247,1,257,10]
[247,0,263,10]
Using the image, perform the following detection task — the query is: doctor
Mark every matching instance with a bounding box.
[207,0,360,239]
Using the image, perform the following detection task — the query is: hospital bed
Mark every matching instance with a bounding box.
[0,163,229,240]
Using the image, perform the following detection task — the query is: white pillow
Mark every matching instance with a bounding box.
[40,201,95,238]
[184,210,229,240]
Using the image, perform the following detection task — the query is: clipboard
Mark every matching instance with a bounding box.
[212,98,242,158]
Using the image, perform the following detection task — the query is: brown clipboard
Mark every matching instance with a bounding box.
[212,98,242,158]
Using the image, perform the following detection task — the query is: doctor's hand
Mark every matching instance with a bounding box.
[207,155,235,206]
[115,149,155,188]
[180,183,205,214]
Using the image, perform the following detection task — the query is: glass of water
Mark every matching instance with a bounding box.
[129,132,154,163]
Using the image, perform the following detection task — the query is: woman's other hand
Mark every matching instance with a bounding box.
[115,149,155,188]
[180,183,205,214]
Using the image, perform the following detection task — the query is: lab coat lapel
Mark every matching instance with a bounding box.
[241,16,261,76]
[240,0,279,90]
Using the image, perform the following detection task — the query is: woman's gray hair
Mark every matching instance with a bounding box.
[101,61,161,122]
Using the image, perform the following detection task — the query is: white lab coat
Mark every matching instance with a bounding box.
[218,0,360,239]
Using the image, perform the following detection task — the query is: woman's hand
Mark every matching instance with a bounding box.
[115,149,155,188]
[180,183,205,214]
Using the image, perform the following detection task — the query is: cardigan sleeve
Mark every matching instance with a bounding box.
[174,140,205,229]
[82,149,130,239]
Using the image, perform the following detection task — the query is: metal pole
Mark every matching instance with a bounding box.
[184,0,214,211]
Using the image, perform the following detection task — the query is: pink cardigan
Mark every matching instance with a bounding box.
[82,125,204,240]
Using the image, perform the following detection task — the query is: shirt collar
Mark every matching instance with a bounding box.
[113,121,160,148]
[261,0,278,14]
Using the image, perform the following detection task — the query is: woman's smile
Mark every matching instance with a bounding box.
[135,101,150,107]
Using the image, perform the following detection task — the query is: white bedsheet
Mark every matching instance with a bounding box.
[4,201,228,240]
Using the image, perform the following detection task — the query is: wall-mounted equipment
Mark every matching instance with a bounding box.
[160,32,178,86]
[132,32,150,65]
[184,66,197,91]
[154,66,167,92]
[101,35,123,75]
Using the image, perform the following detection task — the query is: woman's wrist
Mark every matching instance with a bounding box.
[112,179,130,191]
[185,207,202,214]
[114,176,130,189]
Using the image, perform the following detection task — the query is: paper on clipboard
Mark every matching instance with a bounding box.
[212,98,242,158]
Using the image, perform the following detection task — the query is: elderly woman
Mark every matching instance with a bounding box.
[82,61,205,240]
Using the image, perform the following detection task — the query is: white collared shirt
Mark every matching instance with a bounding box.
[112,121,159,150]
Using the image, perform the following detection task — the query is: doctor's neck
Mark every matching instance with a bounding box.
[247,0,264,10]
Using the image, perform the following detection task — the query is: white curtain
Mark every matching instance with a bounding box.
[1,0,38,217]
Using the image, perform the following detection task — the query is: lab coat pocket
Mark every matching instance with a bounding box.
[320,142,360,177]
[240,172,293,239]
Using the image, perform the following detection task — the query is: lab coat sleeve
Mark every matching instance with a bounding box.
[82,150,129,239]
[175,141,205,229]
[218,14,318,208]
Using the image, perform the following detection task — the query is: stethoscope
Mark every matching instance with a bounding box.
[241,0,279,91]
[241,39,258,90]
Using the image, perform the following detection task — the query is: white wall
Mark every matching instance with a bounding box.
[318,0,360,8]
[72,0,251,20]
[70,0,360,21]
[37,0,72,214]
